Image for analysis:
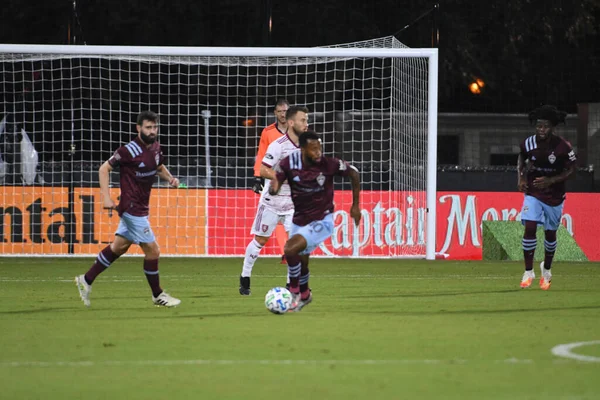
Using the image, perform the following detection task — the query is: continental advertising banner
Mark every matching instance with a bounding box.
[0,187,206,255]
[1,188,597,260]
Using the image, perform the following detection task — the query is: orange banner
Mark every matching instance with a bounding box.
[0,187,207,255]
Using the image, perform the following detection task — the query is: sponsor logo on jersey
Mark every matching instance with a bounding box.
[135,170,157,177]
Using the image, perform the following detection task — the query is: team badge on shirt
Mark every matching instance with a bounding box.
[316,172,325,186]
[548,153,556,164]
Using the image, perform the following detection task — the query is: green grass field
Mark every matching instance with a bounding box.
[1,257,599,399]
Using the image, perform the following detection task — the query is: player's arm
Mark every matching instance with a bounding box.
[99,160,116,210]
[259,164,276,180]
[251,129,270,193]
[156,164,179,188]
[333,158,361,226]
[533,146,577,189]
[517,147,528,192]
[269,159,288,196]
[347,166,361,226]
[259,140,282,181]
[549,163,576,184]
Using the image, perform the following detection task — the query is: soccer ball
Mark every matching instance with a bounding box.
[264,287,293,314]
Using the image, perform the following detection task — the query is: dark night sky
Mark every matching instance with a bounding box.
[1,0,599,113]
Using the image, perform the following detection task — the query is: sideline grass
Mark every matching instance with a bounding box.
[1,258,599,399]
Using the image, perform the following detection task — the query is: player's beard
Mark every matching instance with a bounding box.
[536,132,551,141]
[140,132,157,144]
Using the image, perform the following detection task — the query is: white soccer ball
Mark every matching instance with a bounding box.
[264,287,293,314]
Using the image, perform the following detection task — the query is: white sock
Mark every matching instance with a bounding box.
[241,239,263,277]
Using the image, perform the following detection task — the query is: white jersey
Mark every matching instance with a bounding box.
[259,134,299,212]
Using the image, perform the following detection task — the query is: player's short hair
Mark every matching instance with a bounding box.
[528,105,567,126]
[136,110,159,126]
[299,130,320,148]
[286,105,309,121]
[274,99,289,109]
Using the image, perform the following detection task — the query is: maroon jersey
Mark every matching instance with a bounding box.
[108,137,164,217]
[276,151,353,226]
[520,134,576,206]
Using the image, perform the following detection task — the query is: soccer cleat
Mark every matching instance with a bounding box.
[75,274,92,307]
[539,261,552,290]
[239,276,251,295]
[520,270,535,289]
[152,292,181,307]
[288,291,312,312]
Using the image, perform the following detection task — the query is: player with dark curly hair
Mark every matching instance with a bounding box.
[517,105,576,290]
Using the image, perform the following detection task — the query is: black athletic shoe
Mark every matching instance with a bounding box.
[239,275,251,295]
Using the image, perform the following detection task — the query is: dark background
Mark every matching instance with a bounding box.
[1,0,599,114]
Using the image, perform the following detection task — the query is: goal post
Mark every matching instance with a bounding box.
[0,40,438,259]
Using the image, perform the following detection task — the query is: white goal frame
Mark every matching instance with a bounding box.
[0,44,438,260]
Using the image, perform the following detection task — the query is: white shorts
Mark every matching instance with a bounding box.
[115,212,156,244]
[250,204,293,237]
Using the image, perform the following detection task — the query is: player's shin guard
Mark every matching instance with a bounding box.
[85,245,120,284]
[299,272,310,300]
[522,221,537,270]
[143,259,162,297]
[522,238,537,270]
[242,239,263,277]
[287,257,301,294]
[544,231,557,270]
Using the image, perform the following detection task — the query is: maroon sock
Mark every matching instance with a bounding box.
[299,264,310,299]
[522,221,537,271]
[143,259,162,297]
[286,254,301,294]
[544,230,557,270]
[84,246,120,284]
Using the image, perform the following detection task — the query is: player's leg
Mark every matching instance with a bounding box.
[281,212,294,286]
[74,220,132,307]
[539,202,563,290]
[286,214,334,312]
[298,254,312,304]
[240,204,278,295]
[138,240,180,307]
[520,196,542,288]
[283,233,308,296]
[116,212,180,307]
[274,224,288,264]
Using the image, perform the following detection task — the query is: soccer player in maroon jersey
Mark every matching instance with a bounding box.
[270,131,361,311]
[517,105,577,290]
[75,111,182,307]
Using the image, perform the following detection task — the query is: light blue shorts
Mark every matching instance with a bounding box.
[521,195,564,231]
[115,212,156,244]
[291,213,334,255]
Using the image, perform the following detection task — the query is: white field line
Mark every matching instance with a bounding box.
[0,358,545,368]
[3,274,595,283]
[551,341,600,362]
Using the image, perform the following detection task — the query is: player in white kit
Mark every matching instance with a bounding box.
[239,106,309,295]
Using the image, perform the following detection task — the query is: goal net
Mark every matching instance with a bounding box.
[0,38,438,258]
